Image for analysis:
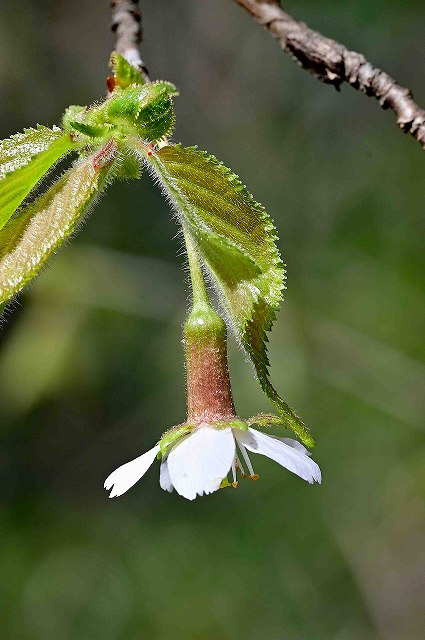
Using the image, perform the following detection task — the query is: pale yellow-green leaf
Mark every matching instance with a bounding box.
[0,126,75,229]
[0,156,117,306]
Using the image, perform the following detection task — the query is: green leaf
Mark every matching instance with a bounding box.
[144,144,314,447]
[0,154,118,307]
[109,51,146,88]
[0,126,75,230]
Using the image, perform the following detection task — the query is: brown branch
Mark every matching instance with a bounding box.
[234,0,425,149]
[110,0,150,81]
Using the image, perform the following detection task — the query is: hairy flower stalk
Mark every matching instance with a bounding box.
[104,233,321,500]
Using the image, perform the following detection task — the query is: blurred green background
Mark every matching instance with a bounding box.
[1,1,425,639]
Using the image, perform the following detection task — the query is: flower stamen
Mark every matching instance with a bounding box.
[235,452,247,479]
[231,460,238,488]
[238,443,260,481]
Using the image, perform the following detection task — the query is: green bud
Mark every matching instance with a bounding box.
[107,82,177,142]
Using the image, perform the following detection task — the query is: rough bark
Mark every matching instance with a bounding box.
[234,0,425,149]
[110,0,149,81]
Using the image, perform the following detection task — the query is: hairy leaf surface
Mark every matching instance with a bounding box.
[0,155,117,306]
[145,144,313,446]
[0,126,75,230]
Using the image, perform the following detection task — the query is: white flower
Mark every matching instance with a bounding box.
[104,424,321,501]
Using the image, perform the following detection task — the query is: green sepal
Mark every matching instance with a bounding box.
[0,153,118,307]
[110,51,146,88]
[214,419,248,431]
[144,144,314,447]
[108,82,177,142]
[247,413,287,428]
[230,419,249,431]
[0,126,75,230]
[158,423,193,458]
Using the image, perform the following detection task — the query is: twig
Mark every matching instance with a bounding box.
[110,0,150,81]
[234,0,425,149]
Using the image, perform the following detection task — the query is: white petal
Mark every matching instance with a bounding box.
[167,425,235,500]
[235,428,321,484]
[270,436,312,456]
[104,444,160,498]
[159,459,174,493]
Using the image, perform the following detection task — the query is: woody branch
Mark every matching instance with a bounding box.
[110,0,150,81]
[234,0,425,149]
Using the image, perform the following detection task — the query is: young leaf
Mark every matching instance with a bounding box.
[109,51,145,89]
[0,153,118,307]
[0,126,75,230]
[142,144,314,447]
[68,121,109,138]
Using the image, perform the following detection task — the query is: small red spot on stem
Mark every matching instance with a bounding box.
[106,75,116,92]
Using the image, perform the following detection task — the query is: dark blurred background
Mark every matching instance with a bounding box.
[1,1,424,639]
